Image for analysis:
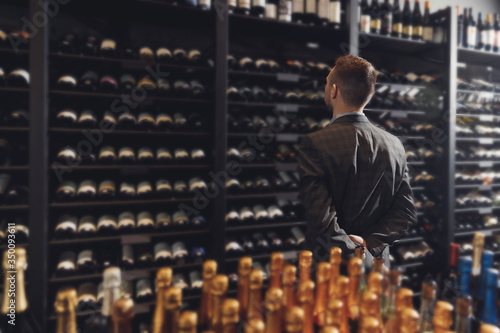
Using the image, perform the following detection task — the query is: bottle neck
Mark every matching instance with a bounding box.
[152,287,167,332]
[237,276,249,320]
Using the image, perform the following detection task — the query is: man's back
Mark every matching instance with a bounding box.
[298,113,416,257]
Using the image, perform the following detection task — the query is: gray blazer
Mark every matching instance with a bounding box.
[297,113,417,267]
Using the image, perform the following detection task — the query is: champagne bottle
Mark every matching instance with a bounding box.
[282,264,297,313]
[347,257,363,321]
[297,281,314,333]
[400,308,419,333]
[433,301,454,333]
[245,318,266,333]
[392,0,403,37]
[285,307,304,333]
[299,250,313,282]
[455,295,473,333]
[329,247,342,298]
[77,283,98,310]
[367,272,384,326]
[54,286,78,333]
[179,311,197,333]
[471,233,485,296]
[480,324,500,333]
[360,291,378,320]
[484,14,494,51]
[210,275,229,332]
[417,277,437,333]
[370,0,381,34]
[324,298,343,329]
[236,257,251,321]
[269,253,283,289]
[222,299,240,333]
[165,287,182,333]
[247,270,264,320]
[199,260,217,328]
[112,296,134,333]
[477,12,485,50]
[313,262,330,326]
[386,288,413,333]
[360,0,371,33]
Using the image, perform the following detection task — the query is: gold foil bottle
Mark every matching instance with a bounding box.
[244,318,265,333]
[285,306,305,333]
[360,291,378,318]
[400,308,419,333]
[165,286,182,333]
[417,278,437,333]
[211,275,229,333]
[325,299,343,329]
[153,267,173,333]
[432,301,454,333]
[282,265,297,309]
[112,296,134,333]
[471,233,485,295]
[247,269,264,320]
[299,250,313,282]
[270,253,284,288]
[348,257,363,320]
[337,276,350,333]
[222,299,240,333]
[264,287,283,333]
[54,286,78,333]
[237,257,252,320]
[2,248,28,314]
[314,262,331,326]
[329,247,342,299]
[200,260,218,327]
[297,280,315,333]
[367,272,383,326]
[358,317,381,333]
[179,311,198,333]
[480,324,500,333]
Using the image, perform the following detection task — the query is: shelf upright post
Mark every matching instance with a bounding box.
[213,0,229,272]
[346,0,359,56]
[442,6,457,270]
[28,0,49,330]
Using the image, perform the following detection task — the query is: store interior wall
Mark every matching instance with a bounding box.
[430,0,500,14]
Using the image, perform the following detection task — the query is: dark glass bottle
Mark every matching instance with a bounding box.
[402,0,412,39]
[392,0,403,37]
[411,0,422,40]
[370,0,381,34]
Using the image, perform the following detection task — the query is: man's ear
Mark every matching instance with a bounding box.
[331,83,338,100]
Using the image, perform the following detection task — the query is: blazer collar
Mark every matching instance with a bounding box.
[331,113,370,124]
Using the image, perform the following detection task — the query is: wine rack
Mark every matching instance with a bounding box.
[5,0,493,330]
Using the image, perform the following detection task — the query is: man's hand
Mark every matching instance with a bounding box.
[349,234,367,248]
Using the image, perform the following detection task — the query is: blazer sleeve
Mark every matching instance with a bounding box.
[298,135,357,254]
[361,164,417,257]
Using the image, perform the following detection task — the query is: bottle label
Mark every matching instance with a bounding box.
[393,22,403,34]
[360,15,371,32]
[381,13,392,32]
[413,25,423,37]
[371,18,381,30]
[422,26,433,41]
[433,27,444,43]
[265,4,277,18]
[494,30,500,47]
[239,0,250,9]
[403,25,412,36]
[305,0,316,14]
[486,29,494,46]
[278,0,292,21]
[292,0,303,13]
[468,26,477,47]
[318,0,329,19]
[329,1,341,23]
[252,0,265,7]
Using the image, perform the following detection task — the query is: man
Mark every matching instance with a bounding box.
[297,55,416,265]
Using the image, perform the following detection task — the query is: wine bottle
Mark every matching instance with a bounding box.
[457,6,464,47]
[455,295,473,333]
[253,204,270,222]
[56,180,76,201]
[76,249,96,274]
[135,279,153,303]
[56,251,76,276]
[77,282,98,310]
[433,301,455,333]
[121,244,134,268]
[370,0,381,33]
[422,1,433,42]
[402,0,412,38]
[291,227,305,246]
[494,13,500,52]
[138,147,154,163]
[172,241,188,264]
[157,47,173,62]
[97,214,118,234]
[78,110,97,128]
[252,0,265,17]
[78,215,97,237]
[100,75,119,92]
[210,275,229,332]
[392,0,403,37]
[237,257,252,321]
[462,7,470,48]
[458,256,473,296]
[468,8,477,49]
[278,0,292,21]
[117,113,137,129]
[156,179,173,197]
[57,74,77,90]
[100,38,116,57]
[479,268,499,325]
[440,243,460,303]
[360,0,371,33]
[412,0,422,40]
[477,12,485,50]
[380,0,393,35]
[55,214,77,239]
[117,212,135,233]
[174,180,188,195]
[179,311,198,333]
[55,109,78,127]
[313,262,330,326]
[416,277,437,332]
[77,180,96,200]
[316,0,329,26]
[151,268,172,332]
[484,14,494,51]
[292,0,304,23]
[471,232,485,296]
[297,280,314,333]
[222,299,240,333]
[247,270,264,320]
[80,70,98,91]
[237,0,251,15]
[157,148,173,164]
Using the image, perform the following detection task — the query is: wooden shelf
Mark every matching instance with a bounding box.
[454,227,500,237]
[226,221,305,232]
[50,128,211,137]
[50,90,212,104]
[50,197,196,208]
[49,164,210,171]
